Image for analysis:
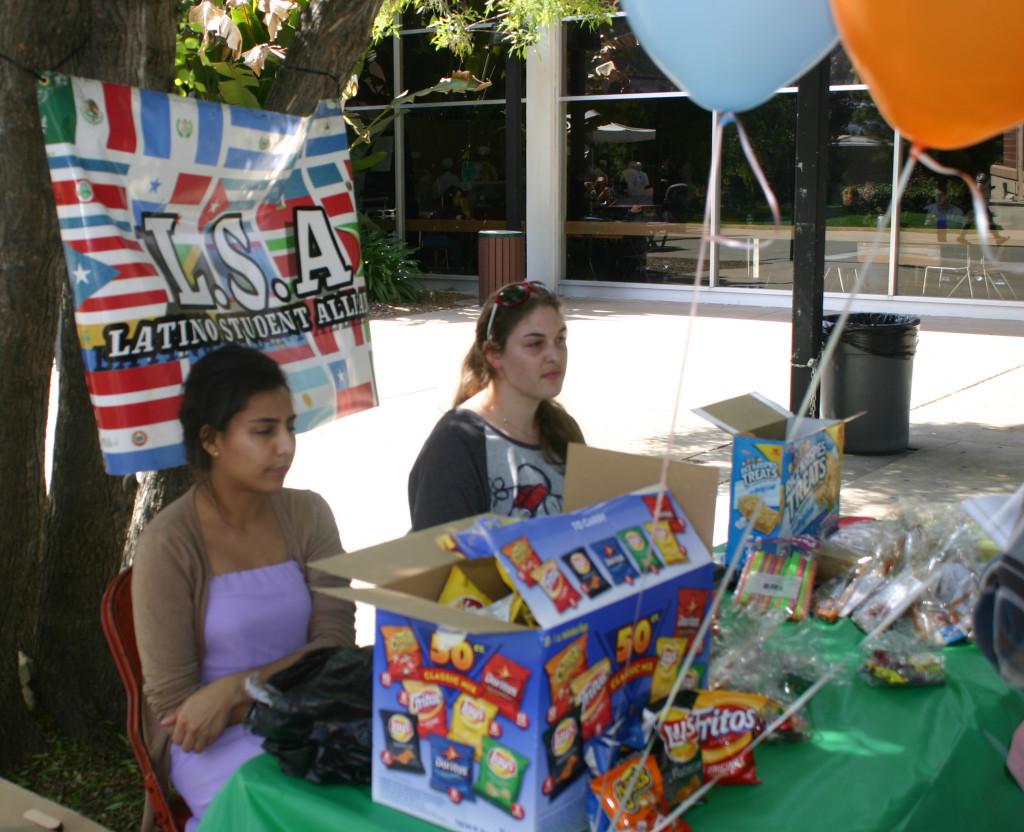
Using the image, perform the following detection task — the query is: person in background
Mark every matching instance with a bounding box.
[433,157,462,204]
[620,160,652,201]
[924,186,966,242]
[408,281,584,530]
[132,345,354,830]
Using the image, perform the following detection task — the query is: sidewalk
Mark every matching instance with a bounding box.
[286,299,1024,641]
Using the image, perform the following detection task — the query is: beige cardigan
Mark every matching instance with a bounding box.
[131,486,354,831]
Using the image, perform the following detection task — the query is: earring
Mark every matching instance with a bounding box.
[211,450,220,458]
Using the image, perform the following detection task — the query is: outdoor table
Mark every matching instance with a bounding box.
[200,619,1023,831]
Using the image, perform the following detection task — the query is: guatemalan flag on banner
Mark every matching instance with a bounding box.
[37,73,377,475]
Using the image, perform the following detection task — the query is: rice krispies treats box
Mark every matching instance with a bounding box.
[313,446,717,832]
[694,392,846,570]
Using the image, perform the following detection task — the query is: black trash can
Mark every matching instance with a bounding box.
[820,313,920,454]
[478,230,526,303]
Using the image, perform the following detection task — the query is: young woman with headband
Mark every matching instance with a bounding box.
[408,281,584,530]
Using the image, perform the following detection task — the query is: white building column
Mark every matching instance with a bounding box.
[525,25,564,290]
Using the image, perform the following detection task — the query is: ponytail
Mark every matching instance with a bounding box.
[536,399,585,464]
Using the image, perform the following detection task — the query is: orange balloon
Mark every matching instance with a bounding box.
[831,0,1024,149]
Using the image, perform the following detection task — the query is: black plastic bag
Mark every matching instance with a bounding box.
[822,313,920,358]
[245,646,373,784]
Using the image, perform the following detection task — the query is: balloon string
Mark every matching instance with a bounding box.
[648,112,726,531]
[786,150,919,444]
[600,114,727,832]
[910,143,996,264]
[706,114,783,253]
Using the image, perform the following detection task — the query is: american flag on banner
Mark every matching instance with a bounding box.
[38,73,377,475]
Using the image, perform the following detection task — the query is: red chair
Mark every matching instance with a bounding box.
[101,568,191,832]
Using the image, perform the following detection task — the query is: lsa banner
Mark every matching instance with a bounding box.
[37,73,377,475]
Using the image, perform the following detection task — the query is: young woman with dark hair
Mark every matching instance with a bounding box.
[132,344,353,830]
[408,281,584,530]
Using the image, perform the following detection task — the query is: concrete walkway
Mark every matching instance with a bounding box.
[285,298,1024,642]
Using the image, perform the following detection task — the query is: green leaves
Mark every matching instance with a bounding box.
[176,0,308,105]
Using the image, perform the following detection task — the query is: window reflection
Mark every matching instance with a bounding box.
[402,32,509,100]
[564,99,709,283]
[565,18,678,96]
[825,92,893,295]
[897,132,1022,300]
[717,96,796,288]
[350,111,396,229]
[348,40,394,107]
[404,106,520,274]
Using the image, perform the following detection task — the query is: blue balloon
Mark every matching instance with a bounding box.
[620,0,838,113]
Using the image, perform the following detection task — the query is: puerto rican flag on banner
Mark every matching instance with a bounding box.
[38,73,377,475]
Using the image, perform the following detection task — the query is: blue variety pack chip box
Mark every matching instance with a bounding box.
[314,445,718,832]
[693,392,847,570]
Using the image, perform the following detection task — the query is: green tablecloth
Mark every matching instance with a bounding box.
[201,621,1023,831]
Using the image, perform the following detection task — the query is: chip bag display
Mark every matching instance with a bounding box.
[380,710,425,773]
[569,657,613,741]
[429,736,476,803]
[532,559,582,613]
[381,625,423,681]
[562,548,611,598]
[643,494,687,533]
[618,526,662,574]
[646,520,689,565]
[402,680,448,738]
[448,693,499,760]
[502,537,544,586]
[542,708,584,800]
[689,690,767,784]
[480,653,531,722]
[437,565,494,611]
[592,537,639,586]
[475,736,529,815]
[544,634,588,722]
[655,692,704,806]
[589,755,665,831]
[649,637,691,704]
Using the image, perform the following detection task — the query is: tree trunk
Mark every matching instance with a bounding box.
[9,0,383,748]
[27,0,180,740]
[0,0,93,769]
[31,288,140,736]
[264,0,386,116]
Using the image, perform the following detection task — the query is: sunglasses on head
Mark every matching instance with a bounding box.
[485,281,553,341]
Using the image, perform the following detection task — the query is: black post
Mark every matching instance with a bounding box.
[505,52,524,230]
[790,57,830,416]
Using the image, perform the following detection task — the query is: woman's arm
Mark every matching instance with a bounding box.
[408,412,489,530]
[133,519,203,723]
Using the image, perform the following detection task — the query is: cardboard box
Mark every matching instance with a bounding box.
[314,446,717,832]
[694,392,846,569]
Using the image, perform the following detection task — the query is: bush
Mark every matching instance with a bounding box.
[358,215,424,304]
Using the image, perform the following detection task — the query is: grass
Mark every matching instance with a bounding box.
[7,717,144,832]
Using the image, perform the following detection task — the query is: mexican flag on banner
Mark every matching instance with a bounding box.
[37,73,376,475]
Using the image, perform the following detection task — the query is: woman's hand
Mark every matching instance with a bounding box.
[161,673,247,753]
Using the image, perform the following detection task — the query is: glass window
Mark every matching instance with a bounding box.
[401,32,510,100]
[350,111,396,229]
[564,98,710,283]
[828,45,863,86]
[717,95,796,289]
[348,38,395,107]
[404,105,522,274]
[896,131,1023,300]
[564,17,679,96]
[825,91,894,295]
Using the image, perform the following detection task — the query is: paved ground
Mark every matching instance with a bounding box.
[285,297,1024,642]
